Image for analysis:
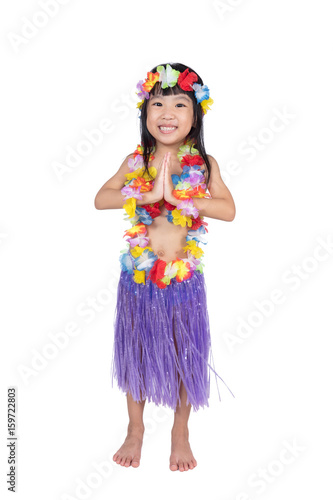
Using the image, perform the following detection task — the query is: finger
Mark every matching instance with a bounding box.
[161,155,167,171]
[164,152,170,168]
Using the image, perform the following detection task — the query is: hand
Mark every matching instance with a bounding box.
[163,152,179,206]
[139,155,166,205]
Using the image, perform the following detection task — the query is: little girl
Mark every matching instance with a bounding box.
[95,62,236,472]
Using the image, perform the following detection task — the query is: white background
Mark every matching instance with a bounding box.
[1,0,332,498]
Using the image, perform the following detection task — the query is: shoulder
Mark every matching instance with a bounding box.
[206,154,223,176]
[204,154,227,194]
[204,154,223,183]
[116,153,135,176]
[206,154,219,169]
[124,152,135,163]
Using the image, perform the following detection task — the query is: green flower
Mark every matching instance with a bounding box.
[156,64,180,89]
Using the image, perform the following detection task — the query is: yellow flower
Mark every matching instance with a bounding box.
[123,198,136,218]
[130,245,144,258]
[175,260,190,281]
[137,99,144,110]
[125,166,156,183]
[133,269,145,284]
[144,166,157,180]
[201,97,214,115]
[171,209,193,227]
[183,240,204,258]
[130,245,152,258]
[125,167,144,181]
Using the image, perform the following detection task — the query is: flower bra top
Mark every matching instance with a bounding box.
[119,139,212,289]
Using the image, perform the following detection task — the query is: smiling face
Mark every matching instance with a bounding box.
[146,92,195,151]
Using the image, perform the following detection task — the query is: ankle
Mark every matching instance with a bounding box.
[128,422,145,435]
[171,424,189,438]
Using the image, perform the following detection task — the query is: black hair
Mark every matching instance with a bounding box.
[137,62,212,188]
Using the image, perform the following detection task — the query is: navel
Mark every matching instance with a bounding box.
[157,249,165,257]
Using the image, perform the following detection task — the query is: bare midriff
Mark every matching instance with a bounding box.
[145,202,189,262]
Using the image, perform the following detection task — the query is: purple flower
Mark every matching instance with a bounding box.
[128,155,143,172]
[177,198,199,218]
[126,235,150,248]
[136,80,149,100]
[121,184,143,200]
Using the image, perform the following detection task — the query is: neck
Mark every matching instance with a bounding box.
[152,137,191,157]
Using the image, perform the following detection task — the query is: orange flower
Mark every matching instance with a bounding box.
[142,72,160,92]
[172,188,194,200]
[133,144,143,157]
[191,185,208,198]
[124,223,146,238]
[132,176,154,192]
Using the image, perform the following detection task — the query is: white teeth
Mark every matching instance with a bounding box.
[160,127,176,131]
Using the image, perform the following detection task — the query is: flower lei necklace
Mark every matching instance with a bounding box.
[136,64,214,116]
[119,138,212,289]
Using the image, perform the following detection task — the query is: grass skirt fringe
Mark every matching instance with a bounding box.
[110,269,234,412]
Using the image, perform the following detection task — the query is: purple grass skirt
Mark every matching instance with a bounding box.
[110,269,234,412]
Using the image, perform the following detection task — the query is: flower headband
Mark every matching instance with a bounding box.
[136,64,214,115]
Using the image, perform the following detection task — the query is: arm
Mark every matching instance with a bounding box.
[94,154,154,210]
[192,155,236,221]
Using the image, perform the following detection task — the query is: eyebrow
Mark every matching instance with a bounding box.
[150,94,191,102]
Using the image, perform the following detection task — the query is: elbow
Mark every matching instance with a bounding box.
[225,202,236,222]
[228,208,236,221]
[94,193,103,210]
[229,199,236,221]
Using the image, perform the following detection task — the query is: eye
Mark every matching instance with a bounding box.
[152,102,162,106]
[176,103,185,107]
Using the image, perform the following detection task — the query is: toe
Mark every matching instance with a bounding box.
[184,462,189,471]
[125,456,132,467]
[189,460,194,469]
[170,462,178,471]
[179,461,184,472]
[132,456,140,468]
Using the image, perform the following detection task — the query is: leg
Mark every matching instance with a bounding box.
[112,391,146,468]
[112,289,147,467]
[127,388,146,431]
[169,322,198,472]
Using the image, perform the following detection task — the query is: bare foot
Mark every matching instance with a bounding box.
[113,425,144,468]
[170,428,197,472]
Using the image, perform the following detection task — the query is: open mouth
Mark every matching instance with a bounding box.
[158,126,177,134]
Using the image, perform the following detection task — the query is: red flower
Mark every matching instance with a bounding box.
[178,69,198,91]
[191,216,208,231]
[141,202,161,219]
[181,154,204,167]
[147,259,166,283]
[164,201,176,211]
[156,279,167,289]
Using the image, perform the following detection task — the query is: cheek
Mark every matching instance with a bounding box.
[146,107,158,122]
[182,110,194,126]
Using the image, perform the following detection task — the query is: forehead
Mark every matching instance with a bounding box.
[149,94,192,102]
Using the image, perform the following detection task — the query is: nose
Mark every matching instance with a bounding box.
[160,105,176,119]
